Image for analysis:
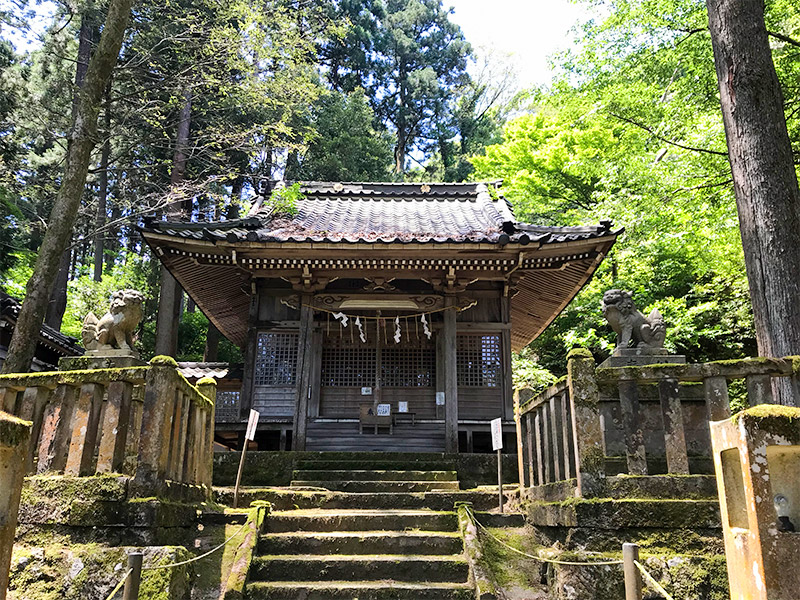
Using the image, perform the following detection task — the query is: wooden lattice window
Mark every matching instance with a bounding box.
[215,390,241,421]
[321,335,376,387]
[457,334,502,387]
[382,338,435,387]
[254,332,299,386]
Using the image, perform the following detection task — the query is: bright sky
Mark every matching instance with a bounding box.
[5,0,589,88]
[447,0,590,88]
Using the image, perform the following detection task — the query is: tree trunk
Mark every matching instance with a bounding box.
[105,202,121,271]
[2,0,134,374]
[93,81,112,282]
[154,87,192,357]
[204,324,220,361]
[44,15,97,329]
[706,0,800,405]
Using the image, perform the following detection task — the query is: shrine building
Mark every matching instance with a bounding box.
[140,181,619,453]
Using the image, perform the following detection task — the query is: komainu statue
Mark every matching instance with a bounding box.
[601,289,666,349]
[81,289,145,353]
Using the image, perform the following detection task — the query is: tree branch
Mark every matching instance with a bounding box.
[608,112,729,156]
[768,31,800,48]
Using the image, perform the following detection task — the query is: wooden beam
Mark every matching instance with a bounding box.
[444,296,458,453]
[292,294,314,450]
[239,294,259,417]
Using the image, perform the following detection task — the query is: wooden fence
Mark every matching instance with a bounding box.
[0,358,216,498]
[517,350,800,498]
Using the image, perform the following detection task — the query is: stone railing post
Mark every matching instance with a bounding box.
[711,406,800,600]
[567,348,605,497]
[0,411,31,600]
[196,377,217,494]
[133,357,179,494]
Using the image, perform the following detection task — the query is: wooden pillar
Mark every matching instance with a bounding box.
[500,295,513,420]
[525,413,535,486]
[239,289,260,418]
[514,390,526,489]
[619,378,648,476]
[196,378,217,492]
[292,293,314,451]
[444,297,458,453]
[567,349,606,497]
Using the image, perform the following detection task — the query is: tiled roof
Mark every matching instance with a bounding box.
[0,291,84,356]
[177,362,243,381]
[142,181,617,245]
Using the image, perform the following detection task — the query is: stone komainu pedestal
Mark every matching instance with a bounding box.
[0,411,30,600]
[711,406,800,600]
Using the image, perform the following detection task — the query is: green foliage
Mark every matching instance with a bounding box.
[320,0,472,173]
[512,347,557,393]
[268,182,304,217]
[287,90,393,181]
[470,0,775,372]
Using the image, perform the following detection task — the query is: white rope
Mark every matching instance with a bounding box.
[635,560,676,600]
[142,515,251,571]
[464,506,623,567]
[102,568,132,600]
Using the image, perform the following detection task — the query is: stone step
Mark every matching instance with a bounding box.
[295,459,455,471]
[473,511,526,528]
[246,580,474,600]
[265,509,458,533]
[292,469,459,482]
[290,480,461,493]
[249,554,469,583]
[258,530,464,555]
[215,487,504,511]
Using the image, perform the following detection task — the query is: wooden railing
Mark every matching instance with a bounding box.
[517,378,573,487]
[0,357,216,498]
[517,348,606,498]
[517,351,800,499]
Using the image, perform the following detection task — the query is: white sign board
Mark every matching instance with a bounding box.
[376,403,391,417]
[398,401,408,413]
[491,417,503,451]
[436,392,445,406]
[245,409,260,441]
[361,387,373,395]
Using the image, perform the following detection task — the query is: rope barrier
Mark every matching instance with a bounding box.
[300,302,475,320]
[464,506,623,567]
[103,568,132,600]
[635,560,676,600]
[142,515,252,571]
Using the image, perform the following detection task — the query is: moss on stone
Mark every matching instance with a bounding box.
[0,410,31,446]
[149,355,179,367]
[197,377,217,386]
[568,348,594,360]
[733,404,800,439]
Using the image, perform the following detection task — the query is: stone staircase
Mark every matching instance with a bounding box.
[244,462,479,599]
[290,465,461,493]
